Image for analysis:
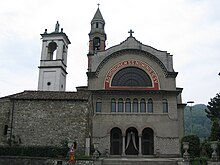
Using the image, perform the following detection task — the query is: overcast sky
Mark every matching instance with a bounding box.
[0,0,219,104]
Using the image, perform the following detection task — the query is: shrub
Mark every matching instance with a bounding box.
[0,146,68,158]
[181,135,200,158]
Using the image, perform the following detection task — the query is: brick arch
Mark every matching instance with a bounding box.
[95,49,168,77]
[104,59,159,90]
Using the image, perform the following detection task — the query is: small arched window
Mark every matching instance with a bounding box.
[125,98,131,112]
[140,98,146,112]
[133,98,139,112]
[96,98,102,112]
[118,98,124,112]
[96,23,99,28]
[147,98,153,113]
[111,98,116,112]
[163,99,168,113]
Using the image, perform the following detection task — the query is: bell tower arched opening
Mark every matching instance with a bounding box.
[93,37,101,50]
[47,42,57,60]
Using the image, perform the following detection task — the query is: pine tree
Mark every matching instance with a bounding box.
[209,119,220,140]
[205,93,220,121]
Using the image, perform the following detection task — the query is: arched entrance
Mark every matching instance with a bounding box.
[110,127,122,155]
[125,127,139,155]
[142,128,154,155]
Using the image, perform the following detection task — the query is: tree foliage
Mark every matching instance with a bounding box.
[205,93,220,121]
[209,119,220,141]
[181,135,200,158]
[184,104,211,139]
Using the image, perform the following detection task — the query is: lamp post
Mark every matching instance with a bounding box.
[187,101,194,134]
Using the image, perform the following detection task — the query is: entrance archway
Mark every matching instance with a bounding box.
[142,128,154,155]
[110,127,122,155]
[125,127,139,155]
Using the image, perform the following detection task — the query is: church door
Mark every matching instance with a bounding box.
[110,127,122,155]
[142,128,154,155]
[125,127,139,155]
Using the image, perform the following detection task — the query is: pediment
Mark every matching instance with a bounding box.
[89,37,177,78]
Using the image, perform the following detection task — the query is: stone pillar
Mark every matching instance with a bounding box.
[122,135,126,156]
[207,161,220,165]
[85,138,90,156]
[207,141,220,165]
[138,135,142,156]
[177,160,190,165]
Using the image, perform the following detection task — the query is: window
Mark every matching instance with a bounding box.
[163,99,168,113]
[125,98,131,112]
[147,99,153,113]
[118,98,124,112]
[133,98,138,112]
[96,23,99,28]
[4,125,8,135]
[111,67,152,87]
[140,99,146,112]
[111,98,116,112]
[96,98,102,112]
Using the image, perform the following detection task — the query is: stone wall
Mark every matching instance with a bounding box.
[0,92,90,150]
[154,136,180,157]
[11,99,89,148]
[0,98,11,145]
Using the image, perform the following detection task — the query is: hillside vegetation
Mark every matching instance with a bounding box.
[184,104,211,139]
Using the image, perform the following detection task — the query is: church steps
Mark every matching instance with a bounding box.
[101,158,181,165]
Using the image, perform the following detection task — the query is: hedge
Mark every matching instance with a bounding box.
[0,146,68,158]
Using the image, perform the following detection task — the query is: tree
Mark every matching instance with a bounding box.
[209,119,220,141]
[181,135,200,158]
[205,93,220,121]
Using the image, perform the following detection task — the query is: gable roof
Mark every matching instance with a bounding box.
[1,90,89,101]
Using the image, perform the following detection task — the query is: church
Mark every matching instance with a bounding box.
[0,7,185,157]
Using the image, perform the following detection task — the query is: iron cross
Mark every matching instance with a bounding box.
[128,29,134,37]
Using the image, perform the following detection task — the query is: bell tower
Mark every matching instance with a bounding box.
[38,21,71,91]
[87,6,107,72]
[88,6,107,53]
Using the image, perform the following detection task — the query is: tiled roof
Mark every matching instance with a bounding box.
[4,90,89,101]
[92,8,105,23]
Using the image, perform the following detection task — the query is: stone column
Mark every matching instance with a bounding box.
[122,135,126,156]
[85,138,90,156]
[138,135,142,156]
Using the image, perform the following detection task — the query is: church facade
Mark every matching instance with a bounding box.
[0,8,185,157]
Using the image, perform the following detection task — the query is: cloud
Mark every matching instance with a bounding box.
[0,0,219,104]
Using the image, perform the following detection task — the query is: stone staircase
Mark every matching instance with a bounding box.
[101,157,182,165]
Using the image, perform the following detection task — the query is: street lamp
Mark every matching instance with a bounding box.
[187,101,194,134]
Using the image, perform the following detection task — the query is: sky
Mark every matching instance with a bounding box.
[0,0,219,104]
